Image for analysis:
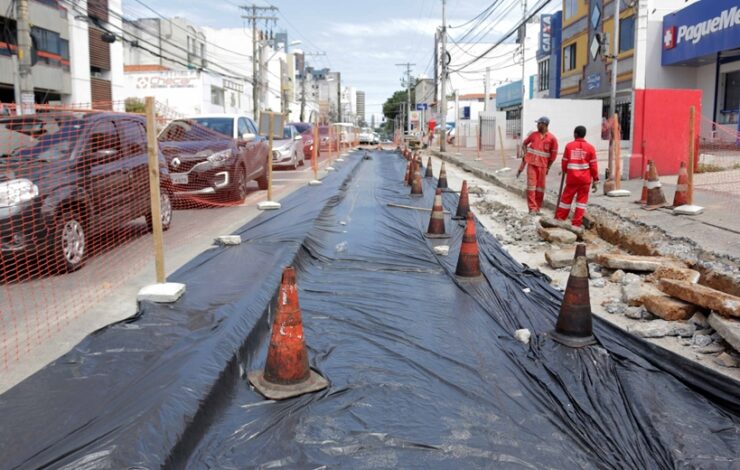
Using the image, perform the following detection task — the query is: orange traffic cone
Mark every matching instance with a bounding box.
[248,267,329,400]
[551,243,596,348]
[643,161,668,210]
[452,180,470,220]
[410,168,423,197]
[437,162,449,190]
[407,158,417,186]
[425,156,434,178]
[635,163,650,205]
[672,161,689,208]
[455,212,481,278]
[425,188,450,239]
[403,161,411,185]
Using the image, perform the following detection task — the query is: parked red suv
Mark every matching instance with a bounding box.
[288,122,320,161]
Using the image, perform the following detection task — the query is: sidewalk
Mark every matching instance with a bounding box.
[430,146,740,264]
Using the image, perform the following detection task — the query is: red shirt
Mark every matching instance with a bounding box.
[428,119,436,132]
[561,138,598,185]
[523,131,558,167]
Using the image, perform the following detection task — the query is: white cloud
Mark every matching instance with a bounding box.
[330,18,440,38]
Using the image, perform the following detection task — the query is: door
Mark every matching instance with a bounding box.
[242,117,264,178]
[116,118,149,219]
[80,119,129,229]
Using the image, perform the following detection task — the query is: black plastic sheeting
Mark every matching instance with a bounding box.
[1,149,739,469]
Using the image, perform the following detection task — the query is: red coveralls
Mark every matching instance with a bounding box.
[555,138,599,226]
[522,131,558,212]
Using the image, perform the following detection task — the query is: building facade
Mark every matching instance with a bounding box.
[356,90,365,125]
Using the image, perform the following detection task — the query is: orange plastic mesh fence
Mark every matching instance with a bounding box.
[0,100,342,371]
[695,115,740,198]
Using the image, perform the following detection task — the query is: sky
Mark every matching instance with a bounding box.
[122,0,559,123]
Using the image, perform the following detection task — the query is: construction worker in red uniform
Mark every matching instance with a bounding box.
[519,116,558,214]
[555,125,599,227]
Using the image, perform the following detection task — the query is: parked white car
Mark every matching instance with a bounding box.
[271,125,304,169]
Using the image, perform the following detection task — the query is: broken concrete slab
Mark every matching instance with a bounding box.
[596,253,680,272]
[622,281,663,307]
[627,319,695,338]
[708,313,740,353]
[646,265,701,284]
[659,279,740,319]
[539,216,584,238]
[215,235,242,246]
[610,270,626,284]
[433,245,450,256]
[544,245,604,268]
[624,306,652,320]
[697,342,725,354]
[642,295,699,321]
[713,352,739,368]
[688,312,710,329]
[537,226,577,245]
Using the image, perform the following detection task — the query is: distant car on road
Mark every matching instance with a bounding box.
[271,125,304,170]
[288,121,320,161]
[318,125,338,153]
[0,112,173,273]
[159,114,269,201]
[359,127,374,144]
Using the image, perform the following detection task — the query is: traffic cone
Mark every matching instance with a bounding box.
[437,162,449,190]
[403,161,411,185]
[425,156,434,178]
[635,164,650,205]
[643,161,668,210]
[602,168,615,195]
[248,267,329,400]
[452,180,470,220]
[455,212,481,278]
[416,154,424,176]
[410,168,423,197]
[425,188,450,239]
[672,161,689,208]
[407,158,417,186]
[551,243,596,348]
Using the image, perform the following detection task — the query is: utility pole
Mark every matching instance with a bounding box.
[520,0,528,109]
[16,0,34,115]
[440,0,447,152]
[241,4,278,119]
[396,62,415,133]
[433,30,439,114]
[336,71,342,122]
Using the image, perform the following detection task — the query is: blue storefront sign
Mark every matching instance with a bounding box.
[548,11,562,99]
[586,73,601,91]
[737,107,740,147]
[496,80,522,109]
[537,14,552,60]
[662,0,740,65]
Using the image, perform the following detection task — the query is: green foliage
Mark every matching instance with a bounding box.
[124,98,146,114]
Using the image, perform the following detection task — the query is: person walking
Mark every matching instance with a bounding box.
[519,116,558,214]
[555,125,599,227]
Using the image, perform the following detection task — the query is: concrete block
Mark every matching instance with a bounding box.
[257,201,282,211]
[646,265,701,284]
[642,295,698,321]
[137,282,186,303]
[539,216,584,237]
[659,279,740,319]
[433,245,450,256]
[215,235,241,246]
[544,245,605,268]
[596,253,678,272]
[622,281,663,307]
[673,204,704,216]
[708,313,740,354]
[607,189,631,197]
[628,319,695,338]
[308,180,323,186]
[537,226,577,245]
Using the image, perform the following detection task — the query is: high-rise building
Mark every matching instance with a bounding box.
[356,90,365,125]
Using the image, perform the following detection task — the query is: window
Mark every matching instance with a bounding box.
[246,118,258,135]
[211,86,224,106]
[88,120,121,156]
[538,59,550,92]
[60,39,69,60]
[619,16,635,53]
[563,44,577,72]
[724,70,740,112]
[237,118,249,138]
[116,120,146,156]
[564,0,578,20]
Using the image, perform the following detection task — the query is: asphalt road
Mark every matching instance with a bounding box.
[0,150,341,392]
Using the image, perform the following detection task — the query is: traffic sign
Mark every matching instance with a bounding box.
[416,103,428,111]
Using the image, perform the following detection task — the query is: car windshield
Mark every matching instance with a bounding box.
[160,118,233,141]
[9,118,82,161]
[283,126,293,139]
[291,123,311,134]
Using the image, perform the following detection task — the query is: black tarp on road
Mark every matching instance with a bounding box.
[1,149,739,469]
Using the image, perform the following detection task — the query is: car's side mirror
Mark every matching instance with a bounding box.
[241,133,256,142]
[294,135,302,141]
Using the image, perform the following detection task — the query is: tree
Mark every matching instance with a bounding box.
[124,97,146,114]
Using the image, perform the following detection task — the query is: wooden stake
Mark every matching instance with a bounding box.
[497,125,506,167]
[688,105,695,205]
[312,115,319,180]
[613,113,622,189]
[145,96,165,284]
[267,114,274,201]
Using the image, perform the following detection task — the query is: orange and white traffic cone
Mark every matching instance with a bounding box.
[403,161,411,185]
[635,164,650,205]
[643,161,668,210]
[425,188,450,239]
[455,212,481,278]
[672,161,689,208]
[410,168,423,198]
[452,180,470,220]
[407,158,417,186]
[551,244,596,348]
[437,162,449,190]
[425,156,434,178]
[248,267,329,400]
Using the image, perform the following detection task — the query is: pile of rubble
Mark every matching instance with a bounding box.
[474,196,540,249]
[538,217,740,369]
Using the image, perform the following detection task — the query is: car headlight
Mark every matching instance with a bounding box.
[305,139,313,146]
[0,179,39,208]
[207,149,232,166]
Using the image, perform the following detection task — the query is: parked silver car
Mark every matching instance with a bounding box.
[271,125,304,170]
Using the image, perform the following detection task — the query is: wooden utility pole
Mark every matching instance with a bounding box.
[241,4,278,119]
[145,97,165,283]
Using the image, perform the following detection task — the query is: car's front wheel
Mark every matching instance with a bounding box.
[229,164,249,202]
[146,190,173,232]
[54,210,86,273]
